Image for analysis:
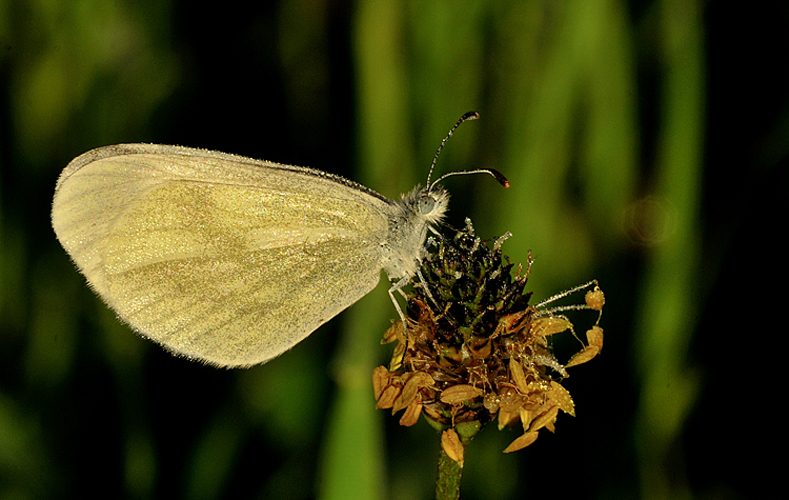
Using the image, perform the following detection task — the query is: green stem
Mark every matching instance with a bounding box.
[435,446,463,500]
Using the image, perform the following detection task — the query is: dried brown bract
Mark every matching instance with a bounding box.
[373,220,605,452]
[441,429,465,466]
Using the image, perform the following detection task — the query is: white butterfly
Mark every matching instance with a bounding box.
[52,112,507,367]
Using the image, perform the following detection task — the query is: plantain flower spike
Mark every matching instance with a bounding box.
[373,219,605,453]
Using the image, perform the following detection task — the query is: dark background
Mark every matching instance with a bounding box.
[1,1,785,499]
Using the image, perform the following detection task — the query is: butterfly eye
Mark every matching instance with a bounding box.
[419,194,437,215]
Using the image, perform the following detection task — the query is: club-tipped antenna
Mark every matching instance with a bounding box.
[426,111,510,192]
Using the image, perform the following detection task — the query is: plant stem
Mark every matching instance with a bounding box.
[435,446,463,500]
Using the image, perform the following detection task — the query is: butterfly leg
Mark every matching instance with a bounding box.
[388,276,411,343]
[416,267,441,312]
[419,234,442,312]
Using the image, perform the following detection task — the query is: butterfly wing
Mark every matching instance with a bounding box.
[52,144,394,367]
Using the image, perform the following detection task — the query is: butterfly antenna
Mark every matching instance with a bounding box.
[425,111,480,187]
[426,112,509,191]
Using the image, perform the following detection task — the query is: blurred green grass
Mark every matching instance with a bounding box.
[1,1,786,499]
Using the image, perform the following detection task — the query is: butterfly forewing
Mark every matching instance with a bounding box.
[52,144,394,366]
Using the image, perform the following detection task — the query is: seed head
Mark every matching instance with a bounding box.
[373,220,605,452]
